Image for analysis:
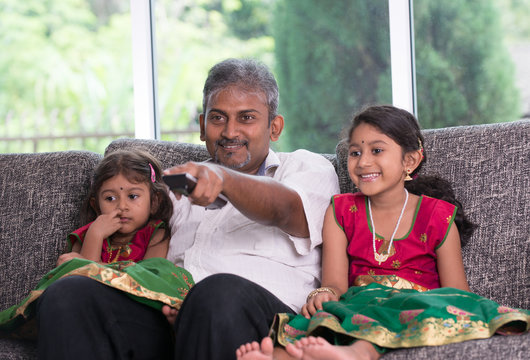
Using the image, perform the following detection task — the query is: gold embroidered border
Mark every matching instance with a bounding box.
[275,312,529,348]
[354,274,430,292]
[13,263,185,321]
[65,263,186,308]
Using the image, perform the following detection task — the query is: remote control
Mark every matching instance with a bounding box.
[162,173,228,210]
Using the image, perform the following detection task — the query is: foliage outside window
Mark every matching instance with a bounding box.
[1,0,528,155]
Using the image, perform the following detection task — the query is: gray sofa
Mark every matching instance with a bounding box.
[1,119,528,359]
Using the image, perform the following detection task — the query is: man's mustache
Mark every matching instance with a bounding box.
[216,139,248,147]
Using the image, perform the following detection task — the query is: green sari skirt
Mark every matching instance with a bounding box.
[273,283,529,351]
[0,257,194,339]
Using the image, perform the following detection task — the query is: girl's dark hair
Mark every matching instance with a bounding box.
[82,149,173,240]
[348,105,476,246]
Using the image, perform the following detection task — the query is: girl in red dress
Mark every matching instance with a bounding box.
[236,105,528,360]
[58,149,174,265]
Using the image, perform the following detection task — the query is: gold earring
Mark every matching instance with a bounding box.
[405,169,413,181]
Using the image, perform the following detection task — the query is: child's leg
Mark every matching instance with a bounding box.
[292,336,381,360]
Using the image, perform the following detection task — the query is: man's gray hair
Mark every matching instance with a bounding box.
[202,58,279,124]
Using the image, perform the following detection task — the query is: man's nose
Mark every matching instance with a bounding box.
[220,119,238,138]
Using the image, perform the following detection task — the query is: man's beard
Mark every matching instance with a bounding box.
[213,140,251,170]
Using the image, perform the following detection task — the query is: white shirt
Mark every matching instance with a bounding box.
[167,149,340,312]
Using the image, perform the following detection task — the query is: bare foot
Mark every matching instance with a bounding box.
[292,337,381,360]
[236,337,274,360]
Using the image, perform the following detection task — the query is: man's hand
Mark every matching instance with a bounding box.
[165,159,309,237]
[56,252,85,266]
[164,162,225,208]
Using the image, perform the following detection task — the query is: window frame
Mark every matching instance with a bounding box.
[130,0,417,140]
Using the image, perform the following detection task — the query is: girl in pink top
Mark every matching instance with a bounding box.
[237,105,529,360]
[58,149,173,265]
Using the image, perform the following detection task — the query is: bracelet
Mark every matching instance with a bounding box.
[306,287,337,303]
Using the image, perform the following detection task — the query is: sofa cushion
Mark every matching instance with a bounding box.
[335,119,530,309]
[0,151,102,311]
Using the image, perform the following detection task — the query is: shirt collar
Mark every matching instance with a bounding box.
[257,148,280,177]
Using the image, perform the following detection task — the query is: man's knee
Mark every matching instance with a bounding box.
[188,273,256,305]
[39,276,97,312]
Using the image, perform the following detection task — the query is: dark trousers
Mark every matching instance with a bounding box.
[37,273,294,360]
[173,273,295,359]
[37,276,174,360]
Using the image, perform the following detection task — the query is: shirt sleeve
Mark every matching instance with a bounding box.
[275,150,340,255]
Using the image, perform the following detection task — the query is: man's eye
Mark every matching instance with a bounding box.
[241,115,254,121]
[209,115,225,123]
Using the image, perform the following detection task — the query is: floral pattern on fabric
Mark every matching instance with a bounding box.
[273,284,530,349]
[0,257,194,340]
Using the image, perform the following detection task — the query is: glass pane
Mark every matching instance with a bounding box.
[413,0,530,128]
[155,0,391,154]
[0,0,133,154]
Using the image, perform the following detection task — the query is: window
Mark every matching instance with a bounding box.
[154,0,392,154]
[413,0,529,128]
[2,0,528,154]
[0,0,133,153]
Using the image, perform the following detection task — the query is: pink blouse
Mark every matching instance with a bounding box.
[333,193,456,290]
[67,220,164,263]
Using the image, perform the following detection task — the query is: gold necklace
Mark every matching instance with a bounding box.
[106,241,123,264]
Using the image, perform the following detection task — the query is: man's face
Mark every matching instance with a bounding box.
[200,85,282,174]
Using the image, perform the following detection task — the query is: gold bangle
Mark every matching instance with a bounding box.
[306,287,337,303]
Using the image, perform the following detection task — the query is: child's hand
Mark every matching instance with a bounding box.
[161,305,179,325]
[56,252,85,266]
[88,209,123,240]
[301,292,339,318]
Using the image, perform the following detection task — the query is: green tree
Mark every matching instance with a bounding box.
[414,1,519,128]
[273,0,391,153]
[273,0,520,152]
[0,0,134,152]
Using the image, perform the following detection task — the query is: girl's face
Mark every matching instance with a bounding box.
[96,173,152,235]
[347,122,408,198]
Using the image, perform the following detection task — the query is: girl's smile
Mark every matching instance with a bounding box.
[358,172,381,182]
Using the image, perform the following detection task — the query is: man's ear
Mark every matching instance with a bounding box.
[270,115,284,142]
[404,150,423,173]
[199,113,206,141]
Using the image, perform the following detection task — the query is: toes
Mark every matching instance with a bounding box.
[261,337,274,355]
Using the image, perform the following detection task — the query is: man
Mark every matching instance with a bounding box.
[37,58,339,359]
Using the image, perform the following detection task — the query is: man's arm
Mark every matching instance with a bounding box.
[164,161,309,238]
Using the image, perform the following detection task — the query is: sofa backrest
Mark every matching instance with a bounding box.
[0,151,102,310]
[336,119,530,309]
[105,138,211,167]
